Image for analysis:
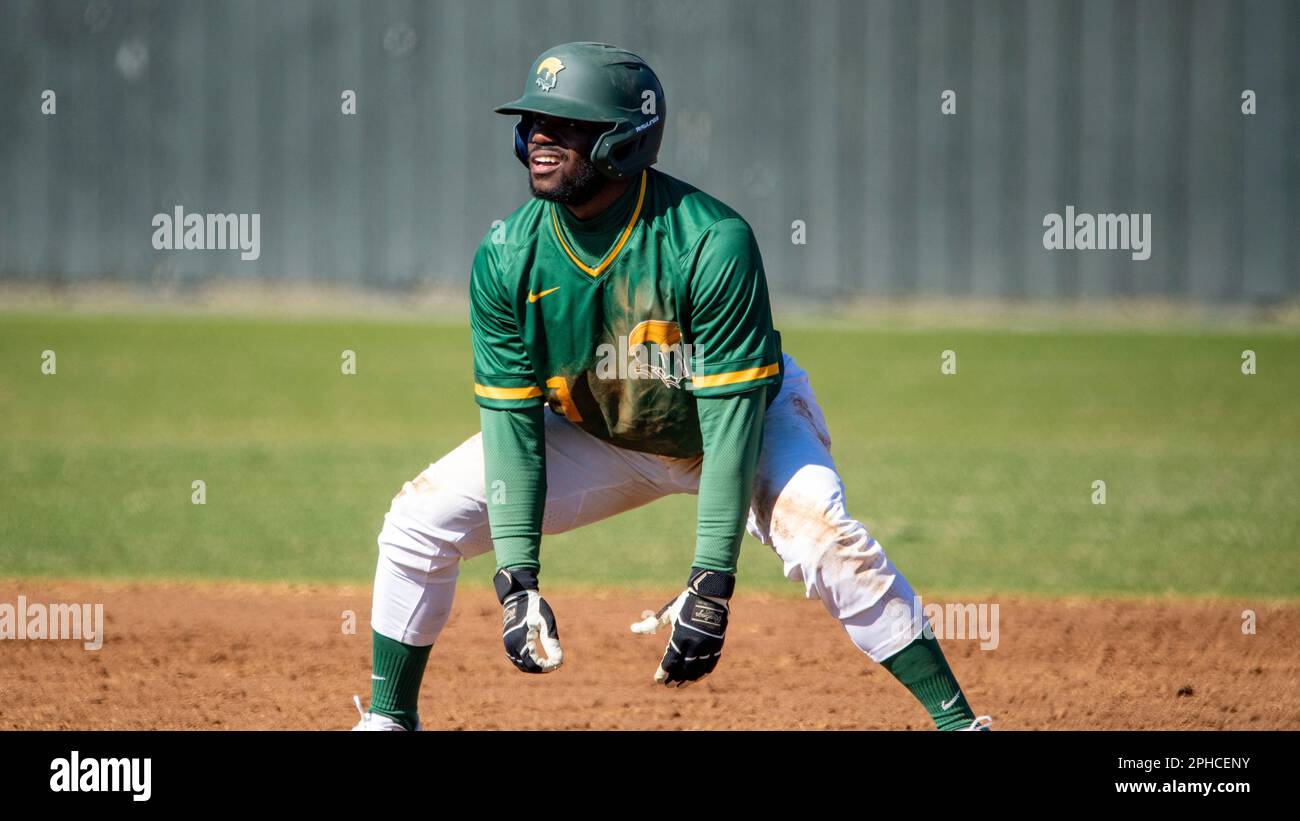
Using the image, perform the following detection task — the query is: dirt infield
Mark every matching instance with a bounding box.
[3,581,1297,730]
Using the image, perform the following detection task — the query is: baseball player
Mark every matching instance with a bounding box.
[353,42,989,731]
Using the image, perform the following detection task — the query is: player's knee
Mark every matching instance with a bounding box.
[769,493,889,599]
[805,519,888,588]
[376,515,463,582]
[769,486,869,563]
[375,461,493,574]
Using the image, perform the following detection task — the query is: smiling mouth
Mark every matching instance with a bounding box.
[530,151,564,174]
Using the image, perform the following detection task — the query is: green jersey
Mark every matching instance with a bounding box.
[470,168,783,459]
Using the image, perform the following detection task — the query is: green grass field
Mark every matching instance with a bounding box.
[2,310,1297,598]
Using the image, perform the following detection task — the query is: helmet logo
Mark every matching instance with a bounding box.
[535,57,565,92]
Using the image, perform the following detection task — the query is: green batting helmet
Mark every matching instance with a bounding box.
[495,42,665,180]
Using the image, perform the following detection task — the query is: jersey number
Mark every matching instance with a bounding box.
[546,376,584,422]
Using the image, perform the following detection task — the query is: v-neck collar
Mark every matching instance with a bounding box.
[549,170,648,279]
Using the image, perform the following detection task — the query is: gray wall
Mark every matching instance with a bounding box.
[1,0,1296,301]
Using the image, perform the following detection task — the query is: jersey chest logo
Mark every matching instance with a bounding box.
[528,286,561,303]
[593,320,699,389]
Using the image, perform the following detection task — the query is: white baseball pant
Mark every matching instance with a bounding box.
[370,353,924,662]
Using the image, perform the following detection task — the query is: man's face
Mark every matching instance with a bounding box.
[526,115,607,206]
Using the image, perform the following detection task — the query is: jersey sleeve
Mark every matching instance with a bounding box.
[692,387,766,573]
[684,218,783,398]
[481,405,546,572]
[469,239,544,409]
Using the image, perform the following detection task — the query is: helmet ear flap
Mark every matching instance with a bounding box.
[590,122,646,179]
[512,116,532,166]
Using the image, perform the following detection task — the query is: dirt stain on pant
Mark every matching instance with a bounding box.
[788,393,832,450]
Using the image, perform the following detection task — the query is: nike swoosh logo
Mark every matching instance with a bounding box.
[528,286,560,303]
[371,675,386,681]
[941,694,961,710]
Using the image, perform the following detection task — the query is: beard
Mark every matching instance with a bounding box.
[529,154,606,207]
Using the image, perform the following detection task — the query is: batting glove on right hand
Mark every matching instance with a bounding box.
[494,567,564,674]
[631,568,734,687]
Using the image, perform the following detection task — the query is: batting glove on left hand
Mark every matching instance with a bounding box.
[494,567,564,674]
[631,568,734,687]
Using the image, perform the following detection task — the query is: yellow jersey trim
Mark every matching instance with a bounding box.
[549,170,647,278]
[474,383,543,400]
[691,363,780,389]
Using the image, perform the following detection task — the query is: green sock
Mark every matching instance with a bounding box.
[880,633,975,731]
[369,630,431,730]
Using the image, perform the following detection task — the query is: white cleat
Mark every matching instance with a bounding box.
[959,715,993,731]
[351,694,421,731]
